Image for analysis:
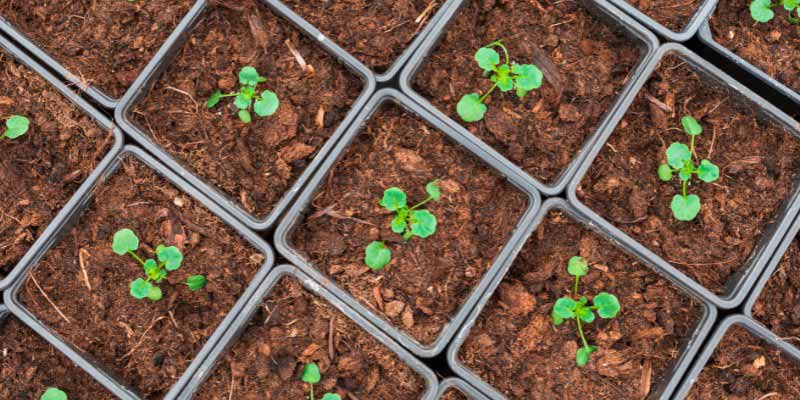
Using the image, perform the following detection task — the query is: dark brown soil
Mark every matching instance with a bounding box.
[195,276,425,399]
[0,315,114,399]
[623,0,701,32]
[709,0,800,96]
[280,0,441,73]
[290,104,528,346]
[753,236,800,339]
[459,210,703,399]
[0,51,113,277]
[577,55,800,294]
[686,326,800,399]
[133,0,361,220]
[19,156,265,399]
[441,388,469,400]
[0,0,194,99]
[413,0,640,184]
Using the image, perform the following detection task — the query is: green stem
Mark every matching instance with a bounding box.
[479,82,500,103]
[682,179,688,198]
[575,315,591,350]
[410,196,434,211]
[487,40,511,66]
[218,92,239,98]
[127,250,146,267]
[310,384,315,400]
[689,135,697,162]
[573,275,580,296]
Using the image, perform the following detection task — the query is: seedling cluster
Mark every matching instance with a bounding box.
[113,229,207,301]
[457,40,543,123]
[657,116,719,221]
[2,115,29,140]
[302,363,341,400]
[750,0,798,23]
[365,181,441,270]
[41,388,67,400]
[207,66,279,123]
[551,256,620,366]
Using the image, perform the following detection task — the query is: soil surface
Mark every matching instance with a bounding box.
[133,0,361,220]
[709,0,800,96]
[0,315,114,399]
[0,0,193,99]
[0,51,113,277]
[623,0,701,32]
[195,276,425,399]
[686,325,800,399]
[441,388,469,400]
[19,156,265,398]
[281,0,441,73]
[459,210,703,399]
[291,104,528,346]
[753,235,800,339]
[578,55,800,294]
[413,0,640,184]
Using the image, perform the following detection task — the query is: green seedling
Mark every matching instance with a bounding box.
[40,388,67,400]
[113,229,207,301]
[364,181,442,270]
[551,256,620,367]
[2,115,29,140]
[301,363,342,400]
[457,40,543,123]
[750,0,799,23]
[657,116,719,221]
[207,66,279,123]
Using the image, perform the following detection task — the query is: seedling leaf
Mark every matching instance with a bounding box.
[426,181,441,201]
[457,93,487,122]
[321,394,341,400]
[492,64,514,92]
[113,229,139,255]
[40,388,67,400]
[5,115,30,139]
[302,363,321,384]
[239,66,260,86]
[697,159,719,183]
[238,110,252,123]
[671,194,701,221]
[234,94,251,110]
[512,63,543,91]
[666,143,691,169]
[130,278,153,300]
[475,47,500,72]
[567,256,588,277]
[410,209,437,238]
[658,164,673,181]
[147,285,163,301]
[577,307,595,323]
[186,275,207,291]
[576,346,597,366]
[593,293,621,318]
[144,259,165,282]
[380,187,407,211]
[254,90,279,116]
[552,297,577,320]
[750,0,775,22]
[156,245,183,271]
[365,241,391,270]
[681,115,703,136]
[207,91,222,108]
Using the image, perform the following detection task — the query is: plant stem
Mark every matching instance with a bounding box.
[682,179,688,198]
[488,40,511,66]
[479,82,500,103]
[575,315,591,350]
[573,275,580,296]
[410,196,434,211]
[310,385,315,400]
[127,250,146,267]
[689,135,697,162]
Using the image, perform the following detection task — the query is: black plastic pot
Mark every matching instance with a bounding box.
[275,88,542,358]
[399,0,660,197]
[0,34,124,291]
[567,43,800,310]
[2,146,276,400]
[607,0,717,42]
[436,378,489,400]
[672,314,800,399]
[266,0,459,83]
[446,198,718,400]
[174,264,439,399]
[115,0,376,232]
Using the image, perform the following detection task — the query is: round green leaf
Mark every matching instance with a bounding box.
[113,229,139,255]
[5,115,30,139]
[457,93,487,123]
[147,285,163,301]
[379,187,407,211]
[254,90,279,117]
[321,394,341,400]
[238,110,252,123]
[576,307,595,323]
[551,309,565,326]
[697,159,719,183]
[239,66,261,86]
[593,292,621,318]
[666,142,692,169]
[156,245,183,271]
[186,275,207,291]
[679,165,693,182]
[512,63,543,91]
[576,345,597,367]
[552,297,577,320]
[234,93,251,110]
[207,91,222,109]
[130,278,152,300]
[681,116,703,136]
[475,47,500,72]
[750,0,775,22]
[658,164,673,181]
[365,241,391,270]
[784,0,798,10]
[40,387,67,400]
[144,259,164,282]
[426,181,441,201]
[567,256,588,277]
[671,194,701,221]
[302,362,321,384]
[410,209,437,238]
[492,64,514,92]
[391,211,407,234]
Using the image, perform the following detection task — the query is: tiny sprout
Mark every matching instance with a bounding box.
[207,66,279,123]
[657,116,719,221]
[301,363,341,400]
[551,255,620,367]
[457,40,543,123]
[750,0,799,23]
[41,388,67,400]
[2,115,29,140]
[113,229,207,301]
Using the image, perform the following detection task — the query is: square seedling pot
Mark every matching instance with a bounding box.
[0,34,123,291]
[3,146,276,400]
[567,43,800,310]
[266,0,460,83]
[0,1,198,109]
[399,0,660,197]
[174,264,439,399]
[115,0,376,232]
[672,314,800,399]
[436,378,490,400]
[275,88,542,358]
[446,198,718,400]
[607,0,717,41]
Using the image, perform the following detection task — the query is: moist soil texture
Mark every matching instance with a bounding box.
[0,0,194,99]
[459,210,703,399]
[195,276,425,399]
[441,387,469,400]
[0,50,113,277]
[133,0,362,220]
[291,103,528,346]
[753,235,800,341]
[623,0,701,33]
[18,156,265,398]
[413,0,641,184]
[578,54,800,294]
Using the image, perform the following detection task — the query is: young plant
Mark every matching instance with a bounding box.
[207,66,279,123]
[364,181,441,270]
[457,40,543,123]
[41,388,67,400]
[750,0,799,24]
[2,115,29,140]
[657,116,720,222]
[551,256,620,367]
[113,229,207,301]
[301,363,342,400]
